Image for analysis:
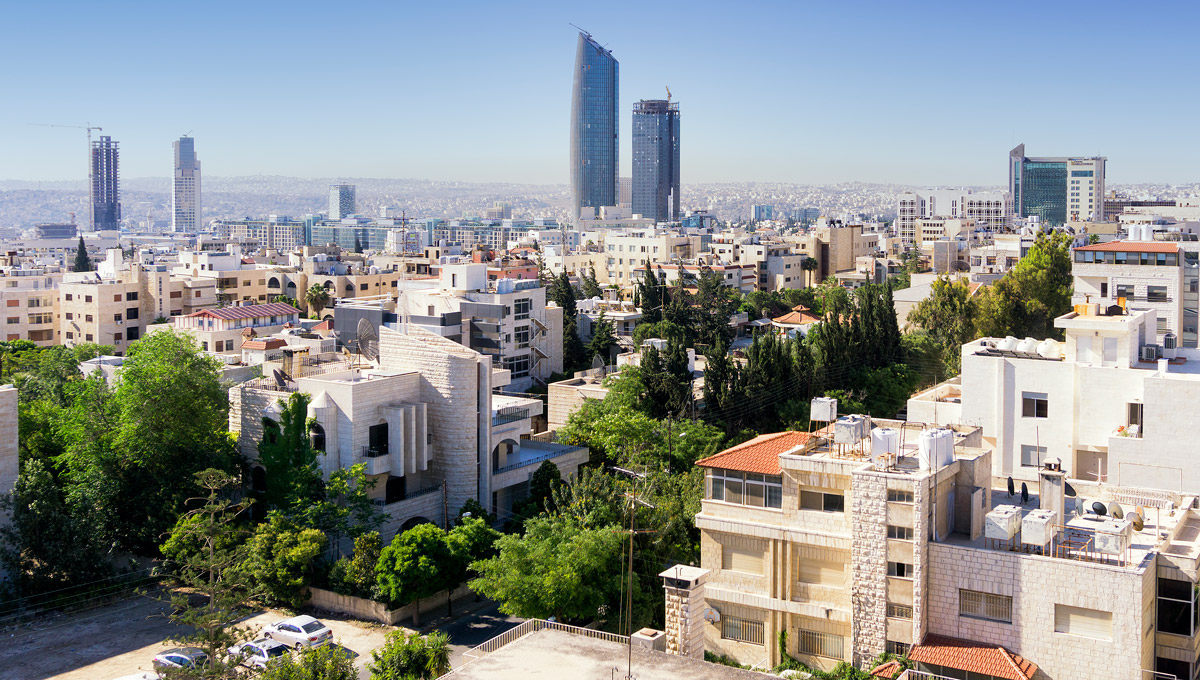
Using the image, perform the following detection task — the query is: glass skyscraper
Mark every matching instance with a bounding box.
[1009,144,1106,225]
[570,32,618,222]
[91,135,120,231]
[172,136,201,232]
[631,99,680,223]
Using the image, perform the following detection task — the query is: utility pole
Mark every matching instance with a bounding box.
[619,490,655,680]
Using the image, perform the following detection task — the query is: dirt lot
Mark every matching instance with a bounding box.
[0,591,401,680]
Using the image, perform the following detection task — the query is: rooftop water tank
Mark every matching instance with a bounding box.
[834,414,868,445]
[870,427,900,468]
[997,336,1019,351]
[1017,337,1039,353]
[810,397,838,423]
[1036,339,1061,359]
[918,428,954,470]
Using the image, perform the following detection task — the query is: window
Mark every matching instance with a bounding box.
[113,294,121,302]
[1128,402,1144,435]
[4,299,16,308]
[85,314,93,322]
[1116,284,1133,299]
[1021,392,1048,418]
[126,327,139,341]
[85,295,92,302]
[888,525,913,540]
[800,490,844,513]
[114,313,122,322]
[514,298,531,320]
[887,562,912,578]
[1020,445,1046,468]
[1100,282,1108,298]
[722,545,764,574]
[887,603,913,619]
[126,307,139,320]
[113,333,122,343]
[1157,578,1198,637]
[85,334,93,342]
[64,293,73,301]
[709,470,782,508]
[796,558,844,587]
[502,355,530,378]
[1054,604,1113,640]
[797,629,843,659]
[960,589,1013,623]
[885,641,910,656]
[170,291,182,299]
[721,617,764,645]
[65,332,74,340]
[515,326,530,349]
[5,317,17,325]
[1148,286,1168,302]
[887,489,913,503]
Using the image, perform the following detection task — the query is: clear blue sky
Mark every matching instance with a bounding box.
[3,0,1197,186]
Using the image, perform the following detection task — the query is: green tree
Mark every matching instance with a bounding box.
[907,276,978,375]
[260,643,357,680]
[586,311,618,364]
[375,523,452,624]
[562,317,589,374]
[455,498,495,527]
[257,392,324,512]
[306,284,331,317]
[244,512,328,608]
[73,235,92,272]
[344,530,382,597]
[549,270,578,320]
[368,631,451,680]
[298,464,385,553]
[162,469,255,678]
[581,265,603,299]
[1087,233,1101,245]
[0,458,112,600]
[975,231,1074,340]
[469,515,624,622]
[58,330,240,554]
[444,517,500,613]
[800,256,819,287]
[271,295,300,308]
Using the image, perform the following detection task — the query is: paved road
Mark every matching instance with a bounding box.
[431,600,523,669]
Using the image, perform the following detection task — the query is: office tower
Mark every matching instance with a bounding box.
[90,136,120,231]
[631,99,680,223]
[570,31,619,222]
[171,136,201,232]
[618,177,632,208]
[485,202,513,220]
[752,205,774,222]
[1009,144,1106,225]
[329,183,356,219]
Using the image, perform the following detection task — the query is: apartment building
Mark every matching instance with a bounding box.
[59,250,216,353]
[694,424,992,672]
[398,263,564,390]
[787,219,875,281]
[710,234,809,291]
[229,327,587,535]
[652,261,757,294]
[161,302,301,355]
[0,266,62,345]
[603,229,704,284]
[212,217,306,251]
[1070,236,1199,348]
[896,190,1012,244]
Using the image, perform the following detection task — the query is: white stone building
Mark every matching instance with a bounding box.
[229,327,587,536]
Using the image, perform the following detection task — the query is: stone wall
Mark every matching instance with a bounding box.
[308,583,474,626]
[925,542,1154,680]
[850,472,889,667]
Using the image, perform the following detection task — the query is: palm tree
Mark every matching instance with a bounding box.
[801,257,819,288]
[305,284,331,317]
[423,631,451,678]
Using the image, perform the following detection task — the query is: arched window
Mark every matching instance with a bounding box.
[345,283,354,293]
[323,280,334,290]
[262,417,281,445]
[268,277,280,289]
[309,423,326,452]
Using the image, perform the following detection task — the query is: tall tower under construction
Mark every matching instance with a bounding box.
[91,135,120,231]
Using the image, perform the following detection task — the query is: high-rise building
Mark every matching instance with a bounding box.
[329,183,356,219]
[631,99,680,224]
[618,177,632,208]
[1009,144,1106,225]
[570,31,619,222]
[91,136,120,231]
[751,205,774,222]
[171,136,201,232]
[895,189,1011,244]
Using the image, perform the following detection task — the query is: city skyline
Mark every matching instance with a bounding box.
[3,1,1200,187]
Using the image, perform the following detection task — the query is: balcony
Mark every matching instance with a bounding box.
[492,406,529,427]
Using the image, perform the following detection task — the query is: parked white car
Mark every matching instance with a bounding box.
[228,638,291,668]
[262,615,332,648]
[152,647,208,670]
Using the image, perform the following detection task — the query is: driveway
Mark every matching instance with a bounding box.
[429,600,523,669]
[0,591,397,680]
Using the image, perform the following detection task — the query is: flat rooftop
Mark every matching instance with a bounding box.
[445,628,774,680]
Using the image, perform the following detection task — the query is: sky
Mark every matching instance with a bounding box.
[3,0,1199,186]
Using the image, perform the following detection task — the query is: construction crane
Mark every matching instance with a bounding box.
[665,86,671,102]
[30,122,103,231]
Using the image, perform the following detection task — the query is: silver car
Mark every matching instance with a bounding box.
[152,647,208,670]
[262,615,332,648]
[228,638,290,668]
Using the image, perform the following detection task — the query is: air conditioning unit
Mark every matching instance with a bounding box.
[1163,332,1178,359]
[1140,345,1161,362]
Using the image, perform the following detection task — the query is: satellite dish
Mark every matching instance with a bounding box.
[356,318,379,362]
[1128,511,1145,532]
[273,369,287,388]
[703,607,721,624]
[1007,477,1015,498]
[1109,501,1124,519]
[1091,500,1108,516]
[1020,482,1029,505]
[1064,482,1077,498]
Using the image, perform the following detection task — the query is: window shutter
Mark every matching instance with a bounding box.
[797,560,845,587]
[1055,605,1113,640]
[723,546,764,574]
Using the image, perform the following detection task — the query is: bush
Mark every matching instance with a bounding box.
[261,643,357,680]
[368,630,451,680]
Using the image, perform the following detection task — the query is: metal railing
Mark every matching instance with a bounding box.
[492,406,529,427]
[459,619,628,665]
[363,446,388,458]
[493,445,585,475]
[371,485,441,507]
[898,671,956,680]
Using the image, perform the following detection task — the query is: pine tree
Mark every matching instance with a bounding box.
[586,312,618,365]
[73,236,92,272]
[581,265,602,299]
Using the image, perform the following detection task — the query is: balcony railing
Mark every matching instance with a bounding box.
[363,445,388,458]
[371,484,441,507]
[460,619,627,664]
[492,406,529,427]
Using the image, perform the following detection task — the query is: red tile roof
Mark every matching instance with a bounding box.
[242,338,287,350]
[187,302,300,321]
[311,319,334,331]
[1075,240,1178,253]
[695,431,813,475]
[909,635,1037,680]
[771,309,821,326]
[869,661,901,678]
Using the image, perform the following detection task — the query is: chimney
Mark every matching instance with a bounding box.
[660,566,709,659]
[1039,462,1066,526]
